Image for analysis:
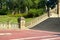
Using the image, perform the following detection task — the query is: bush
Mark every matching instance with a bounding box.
[28,9,37,18]
[8,13,28,18]
[28,9,44,18]
[8,14,22,17]
[0,9,7,15]
[37,9,44,16]
[7,8,44,18]
[22,13,28,18]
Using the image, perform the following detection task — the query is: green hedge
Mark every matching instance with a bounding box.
[28,9,44,18]
[7,8,44,18]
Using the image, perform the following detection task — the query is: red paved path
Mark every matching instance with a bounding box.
[0,30,60,40]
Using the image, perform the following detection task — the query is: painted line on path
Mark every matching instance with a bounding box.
[10,35,59,40]
[0,33,12,36]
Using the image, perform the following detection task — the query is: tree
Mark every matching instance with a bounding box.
[38,0,46,8]
[46,0,58,9]
[0,0,2,9]
[46,0,58,17]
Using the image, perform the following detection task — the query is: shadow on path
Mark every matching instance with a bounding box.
[30,18,60,32]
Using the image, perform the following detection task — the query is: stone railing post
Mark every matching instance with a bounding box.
[18,17,26,30]
[7,21,10,29]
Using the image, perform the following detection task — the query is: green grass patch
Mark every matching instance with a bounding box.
[25,18,35,22]
[0,15,34,23]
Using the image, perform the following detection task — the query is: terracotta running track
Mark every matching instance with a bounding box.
[0,30,60,40]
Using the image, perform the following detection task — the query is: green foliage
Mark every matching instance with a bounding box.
[8,14,22,17]
[0,0,47,18]
[38,0,45,8]
[0,9,7,15]
[0,15,34,23]
[28,9,44,18]
[46,0,58,9]
[8,13,28,18]
[28,9,37,18]
[37,9,44,15]
[7,8,44,18]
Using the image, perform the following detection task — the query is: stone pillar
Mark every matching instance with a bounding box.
[18,17,26,30]
[7,21,10,29]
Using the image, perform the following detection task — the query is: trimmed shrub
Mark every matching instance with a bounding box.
[28,9,44,18]
[28,9,37,18]
[37,9,44,16]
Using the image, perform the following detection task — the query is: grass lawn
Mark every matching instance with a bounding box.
[0,15,34,23]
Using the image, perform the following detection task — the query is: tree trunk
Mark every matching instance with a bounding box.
[12,10,16,15]
[47,7,50,17]
[57,0,59,14]
[18,10,21,14]
[25,6,28,14]
[0,2,2,9]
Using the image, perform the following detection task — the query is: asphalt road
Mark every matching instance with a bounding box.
[31,18,60,32]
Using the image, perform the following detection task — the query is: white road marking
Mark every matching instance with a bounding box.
[31,30,60,33]
[41,37,60,40]
[10,35,58,40]
[41,39,53,40]
[0,33,12,36]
